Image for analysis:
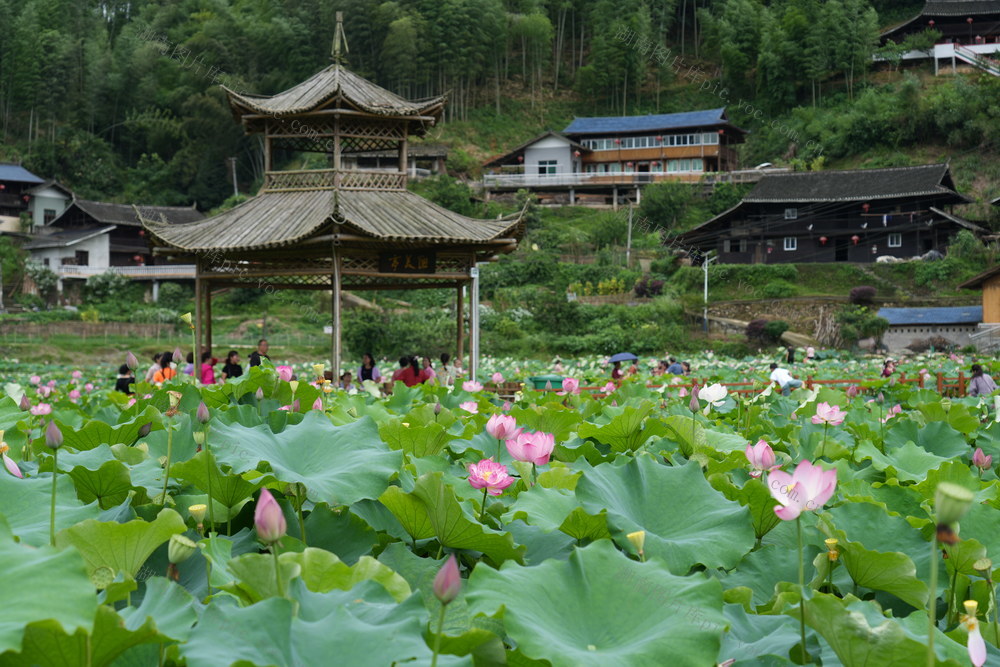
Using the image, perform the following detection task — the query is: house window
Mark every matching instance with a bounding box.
[784,237,797,251]
[43,258,50,266]
[784,208,798,220]
[537,160,558,175]
[725,239,748,253]
[75,250,89,266]
[43,209,56,224]
[888,233,902,248]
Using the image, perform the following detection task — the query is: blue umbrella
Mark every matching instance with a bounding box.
[608,352,638,363]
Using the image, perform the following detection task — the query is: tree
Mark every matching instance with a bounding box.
[639,181,695,230]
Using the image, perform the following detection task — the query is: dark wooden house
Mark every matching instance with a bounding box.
[882,0,1000,45]
[676,164,983,264]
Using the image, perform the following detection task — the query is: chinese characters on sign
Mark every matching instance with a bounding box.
[378,251,437,274]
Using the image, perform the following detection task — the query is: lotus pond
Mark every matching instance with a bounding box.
[0,356,998,666]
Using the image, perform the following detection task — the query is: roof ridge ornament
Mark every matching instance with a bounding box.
[331,12,349,64]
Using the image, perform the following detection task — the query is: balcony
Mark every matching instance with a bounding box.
[261,169,407,192]
[56,264,196,280]
[483,167,789,189]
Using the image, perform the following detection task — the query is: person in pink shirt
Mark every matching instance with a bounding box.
[200,352,217,385]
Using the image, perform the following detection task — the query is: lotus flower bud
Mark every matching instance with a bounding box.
[825,538,839,561]
[876,392,884,404]
[312,397,322,410]
[845,385,859,399]
[254,488,287,544]
[434,402,442,415]
[189,504,207,525]
[168,534,198,564]
[173,347,183,364]
[196,402,210,424]
[627,530,646,555]
[935,482,974,525]
[689,385,700,413]
[125,351,138,371]
[192,431,206,446]
[18,394,30,411]
[972,448,992,470]
[255,387,264,401]
[45,420,63,450]
[433,554,461,605]
[974,558,993,578]
[138,422,152,437]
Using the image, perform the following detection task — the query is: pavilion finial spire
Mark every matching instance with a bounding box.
[331,12,349,64]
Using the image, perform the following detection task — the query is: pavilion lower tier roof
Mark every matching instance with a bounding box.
[140,187,524,254]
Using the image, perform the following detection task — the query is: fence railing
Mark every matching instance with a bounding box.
[55,265,196,279]
[516,371,970,399]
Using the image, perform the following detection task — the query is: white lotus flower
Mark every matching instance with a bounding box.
[699,383,728,414]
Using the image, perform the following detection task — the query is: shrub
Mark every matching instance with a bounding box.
[746,318,769,342]
[835,306,890,346]
[157,282,191,311]
[763,320,789,341]
[83,271,132,303]
[634,277,665,298]
[759,281,796,299]
[849,285,877,305]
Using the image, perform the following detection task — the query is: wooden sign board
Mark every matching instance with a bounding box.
[378,251,436,274]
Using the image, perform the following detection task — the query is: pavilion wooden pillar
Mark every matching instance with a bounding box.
[205,284,213,355]
[456,285,464,371]
[470,263,480,382]
[194,260,203,370]
[331,245,342,381]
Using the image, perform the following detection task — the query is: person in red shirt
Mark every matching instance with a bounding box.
[398,356,424,387]
[611,361,623,380]
[200,351,217,385]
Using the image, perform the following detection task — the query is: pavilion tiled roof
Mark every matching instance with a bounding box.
[142,189,523,253]
[743,164,967,203]
[223,64,445,120]
[66,199,203,227]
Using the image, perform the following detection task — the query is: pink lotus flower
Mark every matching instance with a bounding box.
[491,372,504,383]
[84,383,94,392]
[29,375,41,385]
[811,402,846,426]
[126,398,136,408]
[768,459,837,521]
[745,440,778,478]
[254,488,287,544]
[486,414,519,441]
[501,400,512,412]
[68,389,81,401]
[30,403,52,416]
[433,554,461,605]
[506,430,556,465]
[71,370,82,379]
[46,380,57,388]
[142,393,152,399]
[312,397,323,411]
[559,377,581,395]
[919,368,929,375]
[880,404,902,423]
[1,444,22,479]
[467,458,515,496]
[973,448,992,470]
[679,387,688,397]
[276,365,293,382]
[462,380,483,392]
[963,602,987,667]
[460,401,479,414]
[601,381,616,394]
[36,386,52,398]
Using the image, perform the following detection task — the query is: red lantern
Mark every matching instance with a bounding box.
[138,229,145,237]
[656,135,663,142]
[0,184,5,190]
[767,247,773,254]
[851,235,860,245]
[718,129,724,134]
[968,17,974,24]
[517,155,524,162]
[862,203,870,213]
[819,236,828,245]
[614,138,621,145]
[22,195,29,202]
[133,254,143,263]
[626,162,633,168]
[652,161,659,167]
[574,150,581,157]
[929,19,935,26]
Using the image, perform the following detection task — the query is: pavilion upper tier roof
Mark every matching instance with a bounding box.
[141,187,523,254]
[223,64,446,122]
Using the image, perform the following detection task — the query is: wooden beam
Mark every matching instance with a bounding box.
[332,245,342,381]
[344,281,462,291]
[194,261,202,375]
[456,285,464,376]
[205,287,213,355]
[242,109,440,123]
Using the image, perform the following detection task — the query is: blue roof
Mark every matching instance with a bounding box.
[877,306,982,325]
[0,164,43,184]
[563,108,730,135]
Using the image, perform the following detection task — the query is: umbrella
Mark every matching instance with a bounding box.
[608,352,638,363]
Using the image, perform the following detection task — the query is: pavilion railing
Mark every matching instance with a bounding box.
[262,169,407,192]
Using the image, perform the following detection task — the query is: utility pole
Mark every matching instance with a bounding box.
[702,254,716,334]
[626,205,633,268]
[0,259,4,313]
[228,157,238,198]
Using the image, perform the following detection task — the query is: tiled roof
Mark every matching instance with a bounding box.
[0,164,44,184]
[877,306,982,325]
[744,164,964,203]
[70,200,203,227]
[563,108,740,135]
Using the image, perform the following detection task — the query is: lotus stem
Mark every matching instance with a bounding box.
[496,438,502,461]
[204,426,215,531]
[296,496,307,546]
[819,422,828,460]
[531,462,537,487]
[160,425,173,508]
[479,487,489,523]
[928,535,939,667]
[991,580,999,648]
[797,516,808,662]
[272,544,284,599]
[947,545,958,625]
[49,448,58,546]
[430,604,447,667]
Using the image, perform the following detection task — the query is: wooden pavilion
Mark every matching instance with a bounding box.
[141,18,523,380]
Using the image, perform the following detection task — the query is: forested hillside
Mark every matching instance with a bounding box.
[5,0,1000,215]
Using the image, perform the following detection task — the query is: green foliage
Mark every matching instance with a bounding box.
[410,175,477,216]
[836,305,890,345]
[639,182,695,231]
[156,282,192,311]
[25,263,58,301]
[762,320,789,341]
[82,271,131,304]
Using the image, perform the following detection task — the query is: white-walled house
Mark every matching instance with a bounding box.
[25,181,73,229]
